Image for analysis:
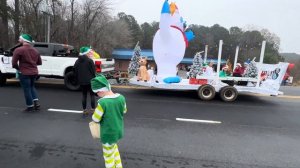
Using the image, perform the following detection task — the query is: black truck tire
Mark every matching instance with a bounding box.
[64,71,80,91]
[0,71,7,86]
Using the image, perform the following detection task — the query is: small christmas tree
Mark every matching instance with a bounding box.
[244,60,258,78]
[128,42,141,76]
[189,52,204,78]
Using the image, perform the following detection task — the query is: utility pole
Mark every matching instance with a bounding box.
[42,0,51,43]
[47,12,50,43]
[46,0,50,43]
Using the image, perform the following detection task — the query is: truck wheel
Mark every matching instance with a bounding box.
[0,72,7,86]
[219,86,238,102]
[64,71,80,91]
[197,84,215,101]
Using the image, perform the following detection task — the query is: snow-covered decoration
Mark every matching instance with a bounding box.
[189,52,204,78]
[244,60,258,78]
[128,42,141,76]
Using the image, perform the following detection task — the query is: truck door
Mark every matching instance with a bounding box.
[33,44,53,75]
[48,44,75,76]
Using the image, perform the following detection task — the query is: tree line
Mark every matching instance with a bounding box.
[0,0,283,64]
[0,0,133,57]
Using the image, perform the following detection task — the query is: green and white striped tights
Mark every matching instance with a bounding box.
[102,143,122,168]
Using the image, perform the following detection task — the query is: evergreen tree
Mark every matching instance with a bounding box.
[244,60,258,78]
[189,52,204,78]
[128,42,141,76]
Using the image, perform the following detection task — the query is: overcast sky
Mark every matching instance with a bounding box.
[112,0,299,54]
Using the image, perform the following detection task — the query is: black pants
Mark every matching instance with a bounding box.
[80,84,95,110]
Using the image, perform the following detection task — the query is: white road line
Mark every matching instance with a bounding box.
[176,118,222,124]
[48,108,82,114]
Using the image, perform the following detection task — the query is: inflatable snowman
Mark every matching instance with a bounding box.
[153,0,188,83]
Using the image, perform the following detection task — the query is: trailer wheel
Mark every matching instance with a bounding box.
[219,86,238,102]
[0,71,7,86]
[64,71,80,91]
[197,84,216,101]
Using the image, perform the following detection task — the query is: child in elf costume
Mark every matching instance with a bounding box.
[91,74,127,168]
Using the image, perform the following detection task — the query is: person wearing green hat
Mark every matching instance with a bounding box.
[12,34,42,112]
[91,74,127,168]
[74,46,96,117]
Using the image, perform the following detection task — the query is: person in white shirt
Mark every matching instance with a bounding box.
[204,62,214,76]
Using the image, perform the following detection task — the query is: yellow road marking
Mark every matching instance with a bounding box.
[277,95,300,99]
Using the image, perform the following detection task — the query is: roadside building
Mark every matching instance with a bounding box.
[112,49,226,72]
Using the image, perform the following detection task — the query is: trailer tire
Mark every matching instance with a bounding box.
[197,84,216,101]
[0,71,7,86]
[219,86,238,102]
[64,71,80,91]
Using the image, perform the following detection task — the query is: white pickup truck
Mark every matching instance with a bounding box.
[0,42,115,90]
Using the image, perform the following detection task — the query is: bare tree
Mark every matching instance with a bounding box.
[71,0,133,56]
[67,0,77,42]
[79,0,111,43]
[261,28,280,51]
[18,0,44,41]
[14,0,20,42]
[1,0,132,58]
[0,0,10,48]
[97,19,133,57]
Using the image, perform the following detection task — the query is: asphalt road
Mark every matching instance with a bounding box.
[0,81,300,168]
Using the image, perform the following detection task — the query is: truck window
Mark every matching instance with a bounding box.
[53,44,77,57]
[34,44,50,55]
[53,45,65,57]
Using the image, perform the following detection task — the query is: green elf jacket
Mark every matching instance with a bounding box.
[92,94,127,144]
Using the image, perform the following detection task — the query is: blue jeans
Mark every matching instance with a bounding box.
[19,74,38,107]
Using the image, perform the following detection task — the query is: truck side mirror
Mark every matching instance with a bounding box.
[3,51,12,56]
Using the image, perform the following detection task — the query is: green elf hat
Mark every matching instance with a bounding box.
[91,74,111,93]
[19,34,33,43]
[79,46,91,56]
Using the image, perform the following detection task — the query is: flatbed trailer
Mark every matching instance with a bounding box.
[129,40,289,102]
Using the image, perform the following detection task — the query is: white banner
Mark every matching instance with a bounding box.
[258,62,289,91]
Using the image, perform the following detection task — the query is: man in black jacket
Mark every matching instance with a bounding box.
[74,46,96,117]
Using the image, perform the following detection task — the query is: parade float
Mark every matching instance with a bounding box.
[129,0,289,102]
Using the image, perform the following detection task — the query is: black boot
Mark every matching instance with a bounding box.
[82,109,89,118]
[23,107,34,112]
[34,100,41,111]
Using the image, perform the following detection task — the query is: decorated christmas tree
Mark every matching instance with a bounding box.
[128,42,141,76]
[189,52,204,78]
[244,60,258,78]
